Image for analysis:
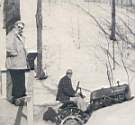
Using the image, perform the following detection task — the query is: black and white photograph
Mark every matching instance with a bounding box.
[0,0,135,125]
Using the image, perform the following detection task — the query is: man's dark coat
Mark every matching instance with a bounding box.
[56,75,76,103]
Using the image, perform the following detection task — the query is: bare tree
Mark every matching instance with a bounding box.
[3,0,20,33]
[110,0,116,41]
[129,0,133,6]
[110,0,116,70]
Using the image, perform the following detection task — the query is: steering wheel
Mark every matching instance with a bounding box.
[75,81,85,99]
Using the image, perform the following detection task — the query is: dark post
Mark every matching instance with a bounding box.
[36,0,46,79]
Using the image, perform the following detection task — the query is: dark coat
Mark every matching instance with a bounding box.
[56,75,76,103]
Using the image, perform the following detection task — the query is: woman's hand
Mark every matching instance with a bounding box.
[6,52,17,57]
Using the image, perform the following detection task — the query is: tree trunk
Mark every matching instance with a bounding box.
[110,0,116,70]
[3,0,20,34]
[36,0,45,79]
[129,0,133,6]
[110,0,116,41]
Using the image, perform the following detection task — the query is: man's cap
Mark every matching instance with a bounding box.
[66,69,73,74]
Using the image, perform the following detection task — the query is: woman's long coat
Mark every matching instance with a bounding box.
[6,29,27,70]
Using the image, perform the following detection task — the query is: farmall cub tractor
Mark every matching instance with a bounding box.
[44,81,133,125]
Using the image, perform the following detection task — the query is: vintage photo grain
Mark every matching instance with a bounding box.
[0,0,135,125]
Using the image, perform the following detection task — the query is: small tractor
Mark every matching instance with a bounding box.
[43,81,133,125]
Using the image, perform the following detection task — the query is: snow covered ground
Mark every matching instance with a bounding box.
[0,0,135,125]
[33,1,135,125]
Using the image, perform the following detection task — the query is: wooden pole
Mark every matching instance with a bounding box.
[36,0,45,79]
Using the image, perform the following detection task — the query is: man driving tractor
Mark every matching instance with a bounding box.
[56,69,87,112]
[44,69,132,125]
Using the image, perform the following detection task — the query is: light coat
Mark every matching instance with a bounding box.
[6,29,27,69]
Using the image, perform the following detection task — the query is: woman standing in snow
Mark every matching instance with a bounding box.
[6,21,27,106]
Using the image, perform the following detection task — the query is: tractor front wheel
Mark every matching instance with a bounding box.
[60,115,83,125]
